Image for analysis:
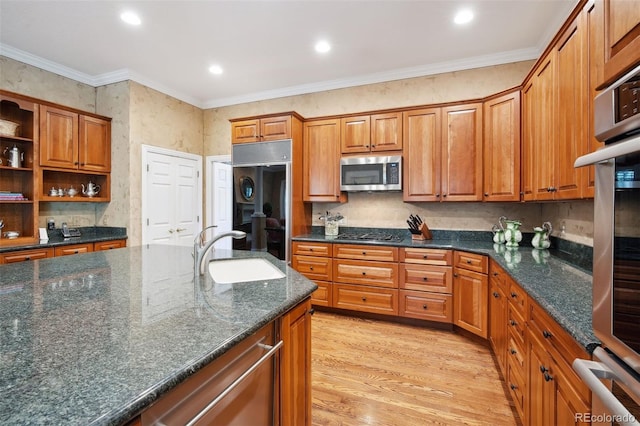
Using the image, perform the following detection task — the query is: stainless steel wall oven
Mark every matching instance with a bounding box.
[574,63,640,426]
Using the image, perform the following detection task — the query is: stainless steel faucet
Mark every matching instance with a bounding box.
[194,226,246,276]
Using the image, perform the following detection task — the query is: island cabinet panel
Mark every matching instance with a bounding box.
[280,298,312,426]
[302,119,346,202]
[601,0,640,87]
[482,90,521,202]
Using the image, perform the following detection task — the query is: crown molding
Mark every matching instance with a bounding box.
[2,42,539,110]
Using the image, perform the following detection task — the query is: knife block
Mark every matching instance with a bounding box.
[419,222,432,240]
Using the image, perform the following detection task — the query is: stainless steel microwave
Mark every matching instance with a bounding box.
[340,155,402,192]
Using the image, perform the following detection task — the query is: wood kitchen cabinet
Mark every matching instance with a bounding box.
[40,105,111,173]
[0,92,39,247]
[292,241,333,307]
[341,112,402,154]
[441,104,483,201]
[452,251,488,338]
[54,243,93,257]
[402,107,441,202]
[489,260,508,372]
[600,0,640,88]
[0,247,53,264]
[302,119,346,203]
[332,244,399,315]
[93,239,126,251]
[280,298,312,426]
[483,90,521,202]
[399,248,453,323]
[231,114,294,144]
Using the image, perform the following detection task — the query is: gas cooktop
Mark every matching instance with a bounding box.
[334,232,403,242]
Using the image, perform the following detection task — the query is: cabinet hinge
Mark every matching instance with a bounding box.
[146,218,149,226]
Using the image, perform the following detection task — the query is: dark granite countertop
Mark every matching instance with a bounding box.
[293,228,598,353]
[0,245,317,425]
[0,226,127,253]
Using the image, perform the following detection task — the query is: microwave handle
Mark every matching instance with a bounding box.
[574,134,640,168]
[573,348,640,426]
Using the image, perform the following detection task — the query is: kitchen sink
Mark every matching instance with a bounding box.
[208,258,285,284]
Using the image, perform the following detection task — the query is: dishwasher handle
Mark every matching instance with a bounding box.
[572,347,640,426]
[186,340,284,426]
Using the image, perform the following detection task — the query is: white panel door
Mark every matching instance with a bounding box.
[143,146,202,246]
[211,162,233,249]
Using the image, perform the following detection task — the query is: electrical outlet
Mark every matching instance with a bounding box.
[102,215,109,226]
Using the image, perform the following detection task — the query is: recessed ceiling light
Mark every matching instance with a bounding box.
[454,9,474,25]
[209,65,223,75]
[120,11,141,26]
[315,40,331,54]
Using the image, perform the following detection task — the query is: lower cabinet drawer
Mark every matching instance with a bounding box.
[94,239,126,251]
[1,248,54,263]
[333,259,398,288]
[310,281,332,307]
[399,290,452,323]
[508,305,527,345]
[332,284,398,315]
[399,264,452,293]
[54,243,93,257]
[507,357,527,420]
[292,255,332,281]
[507,334,526,373]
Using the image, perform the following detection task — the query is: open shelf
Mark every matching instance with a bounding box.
[40,168,110,202]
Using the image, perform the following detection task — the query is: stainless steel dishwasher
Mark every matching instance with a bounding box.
[142,323,281,425]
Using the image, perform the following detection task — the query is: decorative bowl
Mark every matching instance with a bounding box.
[0,119,20,137]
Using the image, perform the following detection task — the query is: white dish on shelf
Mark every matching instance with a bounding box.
[3,231,20,239]
[0,119,20,137]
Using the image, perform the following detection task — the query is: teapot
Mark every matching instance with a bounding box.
[532,221,552,250]
[503,219,523,247]
[3,145,23,168]
[81,181,101,198]
[66,185,78,197]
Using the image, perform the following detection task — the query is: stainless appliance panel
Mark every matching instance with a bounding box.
[595,63,640,143]
[232,139,292,166]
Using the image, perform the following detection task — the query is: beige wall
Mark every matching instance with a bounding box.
[1,55,595,247]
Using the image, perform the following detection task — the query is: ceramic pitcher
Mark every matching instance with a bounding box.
[504,220,523,247]
[531,221,552,249]
[492,224,505,244]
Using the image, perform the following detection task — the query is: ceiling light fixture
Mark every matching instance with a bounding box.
[120,11,141,26]
[454,9,474,25]
[315,40,331,54]
[209,65,223,75]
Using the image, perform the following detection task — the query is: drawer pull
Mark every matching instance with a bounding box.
[510,292,517,298]
[309,248,314,251]
[493,292,500,298]
[362,297,367,302]
[466,259,472,264]
[510,320,517,326]
[423,255,428,259]
[493,272,499,276]
[422,304,428,310]
[362,272,366,276]
[362,251,367,255]
[422,277,428,281]
[25,256,31,261]
[540,365,548,373]
[542,330,552,339]
[74,250,79,254]
[544,373,554,382]
[510,348,517,355]
[510,383,518,391]
[309,267,314,271]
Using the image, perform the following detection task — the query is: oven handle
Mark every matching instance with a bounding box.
[573,348,640,426]
[574,134,640,167]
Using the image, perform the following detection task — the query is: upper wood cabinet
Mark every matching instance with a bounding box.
[402,108,441,202]
[483,90,521,202]
[231,115,292,144]
[600,0,640,88]
[303,119,346,202]
[441,104,483,202]
[40,105,111,172]
[341,112,402,154]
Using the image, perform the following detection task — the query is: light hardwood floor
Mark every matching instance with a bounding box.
[311,312,518,426]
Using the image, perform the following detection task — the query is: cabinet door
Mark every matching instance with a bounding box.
[40,105,78,169]
[280,298,312,426]
[370,112,402,152]
[453,267,488,338]
[489,280,508,372]
[483,90,521,202]
[601,0,640,87]
[260,115,291,141]
[521,81,535,201]
[303,119,345,202]
[555,17,584,200]
[402,108,441,201]
[341,115,371,154]
[79,115,111,172]
[528,336,555,426]
[441,104,483,201]
[532,55,556,201]
[231,119,260,144]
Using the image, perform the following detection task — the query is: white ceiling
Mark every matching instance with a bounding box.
[0,0,577,109]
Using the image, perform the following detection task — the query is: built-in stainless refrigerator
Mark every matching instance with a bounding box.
[232,140,291,262]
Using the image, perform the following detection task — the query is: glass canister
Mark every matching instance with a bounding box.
[320,211,343,236]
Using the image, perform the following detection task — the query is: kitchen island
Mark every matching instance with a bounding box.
[0,245,316,425]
